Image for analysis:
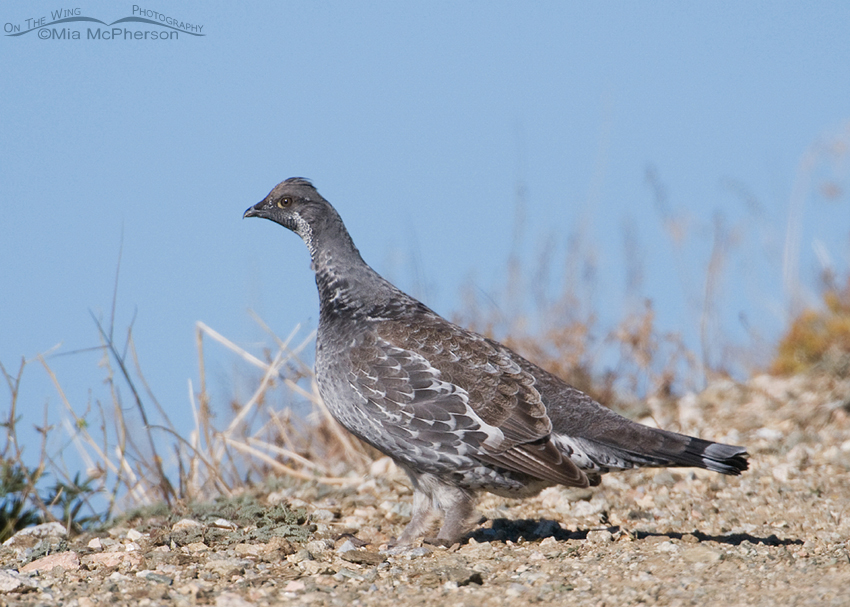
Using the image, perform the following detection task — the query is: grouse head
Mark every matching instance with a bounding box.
[244,177,353,258]
[244,176,369,280]
[243,177,324,234]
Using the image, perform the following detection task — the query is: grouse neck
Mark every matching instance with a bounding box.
[309,228,403,318]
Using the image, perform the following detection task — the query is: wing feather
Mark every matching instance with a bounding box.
[345,318,583,485]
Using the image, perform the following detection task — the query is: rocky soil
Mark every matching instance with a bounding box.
[1,373,849,606]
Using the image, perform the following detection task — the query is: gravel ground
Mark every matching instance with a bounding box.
[1,372,849,606]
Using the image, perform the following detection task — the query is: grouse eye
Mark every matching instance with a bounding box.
[276,197,292,209]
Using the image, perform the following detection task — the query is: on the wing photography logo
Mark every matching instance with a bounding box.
[4,6,204,41]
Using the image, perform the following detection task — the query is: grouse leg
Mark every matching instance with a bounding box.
[396,488,440,546]
[432,483,476,546]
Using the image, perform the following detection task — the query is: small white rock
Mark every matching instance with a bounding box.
[572,498,606,518]
[0,569,37,592]
[336,539,358,554]
[539,536,559,549]
[306,539,333,555]
[405,546,432,558]
[215,591,255,607]
[283,580,306,592]
[266,490,288,505]
[586,530,613,544]
[184,542,209,554]
[286,549,311,564]
[773,463,794,482]
[683,545,722,564]
[312,509,335,522]
[755,427,783,441]
[171,519,202,532]
[370,456,399,477]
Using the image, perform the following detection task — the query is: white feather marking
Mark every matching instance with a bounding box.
[291,212,315,256]
[357,338,510,453]
[551,434,637,472]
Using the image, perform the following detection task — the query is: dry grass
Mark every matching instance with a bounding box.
[771,273,850,377]
[0,313,374,536]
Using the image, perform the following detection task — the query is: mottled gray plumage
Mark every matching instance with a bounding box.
[244,178,748,545]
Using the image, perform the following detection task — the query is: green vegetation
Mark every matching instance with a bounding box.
[0,460,42,542]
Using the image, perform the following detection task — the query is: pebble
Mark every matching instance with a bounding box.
[299,560,328,575]
[539,536,559,548]
[571,498,606,518]
[652,471,677,487]
[0,569,38,592]
[586,530,614,544]
[305,539,333,556]
[214,591,255,607]
[260,536,295,557]
[283,580,306,593]
[20,551,80,573]
[203,559,245,578]
[136,570,174,584]
[107,526,129,538]
[682,545,723,564]
[334,567,365,581]
[312,509,335,522]
[171,519,202,532]
[340,549,386,566]
[444,567,484,586]
[756,427,784,441]
[340,515,363,529]
[772,463,795,482]
[336,539,358,553]
[233,543,262,557]
[505,583,527,597]
[286,549,312,564]
[383,546,432,558]
[265,490,288,505]
[369,456,399,477]
[3,522,66,547]
[82,552,144,571]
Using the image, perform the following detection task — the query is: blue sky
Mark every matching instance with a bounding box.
[2,2,849,468]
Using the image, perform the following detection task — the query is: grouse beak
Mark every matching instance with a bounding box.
[243,200,266,219]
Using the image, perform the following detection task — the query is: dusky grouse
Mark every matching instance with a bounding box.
[244,177,748,546]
